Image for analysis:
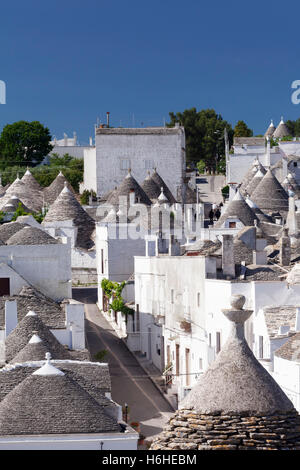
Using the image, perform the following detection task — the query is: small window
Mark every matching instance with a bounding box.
[120,159,130,170]
[197,292,200,307]
[199,358,203,370]
[144,159,154,169]
[229,221,236,228]
[171,289,174,304]
[259,336,264,358]
[101,249,104,274]
[294,162,297,167]
[209,333,212,347]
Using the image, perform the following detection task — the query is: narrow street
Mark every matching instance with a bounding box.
[72,287,174,441]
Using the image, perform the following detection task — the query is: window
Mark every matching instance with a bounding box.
[120,159,130,170]
[0,278,10,296]
[294,162,297,167]
[197,292,200,307]
[216,332,221,354]
[199,358,203,370]
[176,344,180,376]
[171,289,174,304]
[229,221,236,228]
[144,159,154,170]
[209,333,212,347]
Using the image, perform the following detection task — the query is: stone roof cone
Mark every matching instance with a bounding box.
[151,295,300,450]
[250,169,289,212]
[43,182,95,249]
[239,159,266,197]
[245,169,265,197]
[151,169,177,204]
[10,335,53,364]
[43,171,75,205]
[140,171,162,201]
[0,352,120,435]
[273,117,291,139]
[21,168,42,192]
[264,119,276,137]
[5,310,71,362]
[214,190,258,228]
[106,169,152,206]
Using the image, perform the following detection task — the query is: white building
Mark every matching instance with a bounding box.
[47,132,94,162]
[82,125,186,199]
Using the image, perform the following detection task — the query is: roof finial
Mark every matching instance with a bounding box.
[45,352,51,363]
[222,295,252,340]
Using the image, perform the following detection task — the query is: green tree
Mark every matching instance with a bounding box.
[166,108,233,173]
[233,120,253,138]
[286,119,300,137]
[0,121,53,168]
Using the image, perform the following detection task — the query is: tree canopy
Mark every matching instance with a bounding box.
[233,120,253,137]
[0,120,53,168]
[286,119,300,137]
[166,108,233,173]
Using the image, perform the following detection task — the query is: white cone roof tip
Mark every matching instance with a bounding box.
[62,181,70,194]
[29,334,42,344]
[33,352,65,377]
[26,310,38,317]
[254,169,264,178]
[24,169,32,176]
[158,187,168,202]
[233,190,244,201]
[287,173,294,180]
[270,119,275,127]
[11,195,18,200]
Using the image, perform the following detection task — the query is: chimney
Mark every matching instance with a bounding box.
[5,300,18,337]
[222,234,235,278]
[106,112,110,128]
[279,227,291,266]
[286,196,297,238]
[129,189,135,206]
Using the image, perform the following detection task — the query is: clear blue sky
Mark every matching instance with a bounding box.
[1,0,300,144]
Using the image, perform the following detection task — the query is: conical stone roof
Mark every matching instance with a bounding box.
[21,169,42,192]
[239,159,266,197]
[140,172,162,201]
[151,169,177,204]
[273,118,291,139]
[0,355,120,435]
[2,196,31,213]
[265,119,276,137]
[151,295,300,450]
[214,190,258,228]
[0,222,28,242]
[43,184,95,249]
[0,177,43,213]
[10,335,53,364]
[5,310,71,362]
[250,169,289,212]
[244,169,265,197]
[6,226,58,246]
[106,170,152,206]
[43,171,75,205]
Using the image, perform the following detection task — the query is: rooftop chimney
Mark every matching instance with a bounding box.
[106,112,110,128]
[222,234,235,279]
[279,227,291,266]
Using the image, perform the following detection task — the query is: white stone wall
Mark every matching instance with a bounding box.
[0,241,72,301]
[273,356,300,411]
[82,147,97,193]
[84,128,186,198]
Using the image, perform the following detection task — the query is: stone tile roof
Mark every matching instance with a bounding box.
[273,119,291,139]
[275,332,300,361]
[234,137,265,146]
[0,286,66,330]
[214,190,258,228]
[21,169,42,192]
[151,295,300,450]
[251,169,289,212]
[96,126,183,135]
[5,311,72,362]
[2,196,31,213]
[0,360,112,399]
[0,362,120,435]
[235,264,284,282]
[245,169,264,197]
[0,222,28,243]
[140,172,161,201]
[184,239,221,256]
[106,170,152,206]
[263,305,299,339]
[0,177,43,213]
[43,171,76,206]
[151,170,177,204]
[265,120,276,137]
[239,160,266,196]
[6,225,59,245]
[43,184,95,249]
[10,336,54,364]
